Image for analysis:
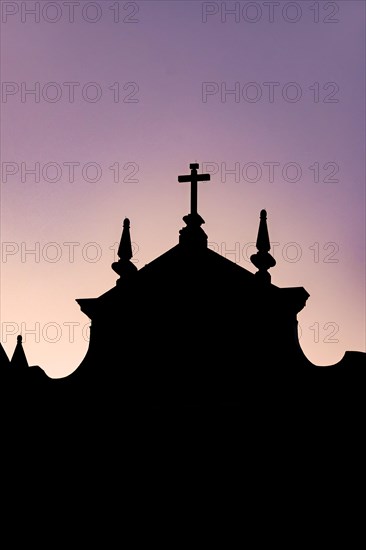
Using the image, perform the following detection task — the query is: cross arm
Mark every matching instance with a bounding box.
[178,174,210,183]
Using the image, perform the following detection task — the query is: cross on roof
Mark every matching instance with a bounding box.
[178,163,210,215]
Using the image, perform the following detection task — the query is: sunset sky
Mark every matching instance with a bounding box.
[1,0,365,377]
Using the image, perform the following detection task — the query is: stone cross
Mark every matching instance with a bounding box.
[178,163,210,215]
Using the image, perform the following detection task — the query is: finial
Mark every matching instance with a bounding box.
[117,218,133,261]
[251,209,276,284]
[112,217,137,281]
[256,210,271,252]
[11,334,29,368]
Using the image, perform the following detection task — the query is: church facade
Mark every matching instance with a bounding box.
[70,164,364,405]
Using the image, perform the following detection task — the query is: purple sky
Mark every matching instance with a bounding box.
[1,0,365,376]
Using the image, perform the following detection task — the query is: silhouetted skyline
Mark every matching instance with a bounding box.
[2,163,364,398]
[1,1,365,376]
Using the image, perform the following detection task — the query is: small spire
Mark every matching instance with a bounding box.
[256,209,271,252]
[250,210,276,284]
[118,218,133,261]
[112,218,137,281]
[10,335,29,368]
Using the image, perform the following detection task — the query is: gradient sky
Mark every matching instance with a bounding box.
[0,0,365,377]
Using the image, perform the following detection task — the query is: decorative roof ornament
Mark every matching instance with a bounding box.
[178,163,210,247]
[112,218,138,282]
[250,209,276,284]
[11,335,29,368]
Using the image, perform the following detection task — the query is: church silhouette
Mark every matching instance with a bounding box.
[1,163,365,412]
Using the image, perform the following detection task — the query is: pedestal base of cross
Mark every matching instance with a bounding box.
[182,212,205,227]
[179,214,208,248]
